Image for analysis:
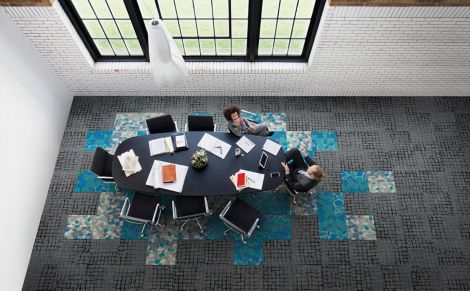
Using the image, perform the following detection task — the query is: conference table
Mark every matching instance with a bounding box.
[112,132,286,196]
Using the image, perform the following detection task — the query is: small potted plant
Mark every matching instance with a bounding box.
[191,149,208,170]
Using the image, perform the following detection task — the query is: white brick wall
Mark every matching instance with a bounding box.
[3,2,470,96]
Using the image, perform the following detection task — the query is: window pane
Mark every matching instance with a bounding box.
[258,39,273,55]
[174,39,185,54]
[279,0,297,18]
[83,20,105,38]
[138,0,159,18]
[72,0,95,18]
[276,19,293,38]
[101,20,121,38]
[200,39,215,55]
[197,20,214,37]
[214,20,229,37]
[125,39,144,55]
[273,39,288,55]
[94,39,114,55]
[292,20,309,38]
[216,39,230,55]
[165,20,181,37]
[262,0,280,18]
[232,39,246,55]
[296,0,315,18]
[232,20,247,38]
[107,0,128,18]
[183,39,200,55]
[175,0,194,18]
[259,19,276,38]
[194,0,212,18]
[116,20,136,38]
[159,0,177,18]
[109,39,129,55]
[288,39,304,55]
[180,20,198,37]
[213,0,229,18]
[231,0,248,18]
[89,0,112,18]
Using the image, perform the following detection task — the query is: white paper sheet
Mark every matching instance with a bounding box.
[197,133,231,159]
[262,139,281,156]
[242,169,265,190]
[117,149,142,177]
[236,136,255,153]
[145,160,188,193]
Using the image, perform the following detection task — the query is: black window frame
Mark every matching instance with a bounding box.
[59,0,326,62]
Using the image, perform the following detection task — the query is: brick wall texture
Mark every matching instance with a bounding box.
[2,1,470,96]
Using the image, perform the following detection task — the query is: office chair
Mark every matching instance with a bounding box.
[172,196,211,233]
[283,181,316,204]
[90,147,116,190]
[120,192,165,237]
[219,198,260,244]
[185,115,217,132]
[146,114,178,134]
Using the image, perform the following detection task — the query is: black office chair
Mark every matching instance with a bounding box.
[219,198,260,243]
[91,147,115,184]
[283,181,315,204]
[185,115,216,132]
[146,114,178,134]
[120,192,165,237]
[172,196,210,233]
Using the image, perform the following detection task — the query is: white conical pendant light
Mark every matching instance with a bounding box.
[147,19,188,87]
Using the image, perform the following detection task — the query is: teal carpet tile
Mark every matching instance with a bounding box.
[74,170,116,193]
[113,113,164,132]
[366,171,396,193]
[312,131,338,151]
[84,130,112,151]
[316,192,348,240]
[340,171,369,193]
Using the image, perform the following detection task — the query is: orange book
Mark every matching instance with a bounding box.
[162,164,176,183]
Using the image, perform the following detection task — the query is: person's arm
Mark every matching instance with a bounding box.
[227,121,242,137]
[305,155,315,166]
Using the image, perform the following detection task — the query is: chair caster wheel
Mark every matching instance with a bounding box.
[200,230,204,233]
[224,233,227,236]
[180,227,184,230]
[161,206,165,211]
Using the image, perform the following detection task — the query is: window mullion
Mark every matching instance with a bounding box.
[247,0,262,61]
[302,0,326,61]
[124,0,149,60]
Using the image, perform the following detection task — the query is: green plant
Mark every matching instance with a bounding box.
[191,149,208,168]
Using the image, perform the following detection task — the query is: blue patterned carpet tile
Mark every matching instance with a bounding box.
[346,215,377,240]
[234,238,264,265]
[146,234,177,265]
[84,130,112,151]
[239,191,291,216]
[316,192,348,240]
[74,170,116,193]
[96,192,127,216]
[366,171,397,193]
[120,220,150,240]
[312,131,338,152]
[258,112,287,131]
[113,113,165,132]
[257,215,291,240]
[92,214,123,239]
[108,130,147,153]
[340,171,370,193]
[268,131,289,152]
[286,131,314,157]
[64,215,94,240]
[290,192,317,215]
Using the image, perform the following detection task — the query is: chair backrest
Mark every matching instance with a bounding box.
[172,196,209,219]
[146,114,177,134]
[91,147,113,177]
[187,115,215,131]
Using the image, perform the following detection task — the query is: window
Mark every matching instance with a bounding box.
[60,0,325,62]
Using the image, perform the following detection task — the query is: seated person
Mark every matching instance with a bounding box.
[223,104,270,137]
[281,148,325,192]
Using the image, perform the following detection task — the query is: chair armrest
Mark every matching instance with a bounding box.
[120,198,130,217]
[203,197,210,215]
[219,200,233,218]
[98,176,114,181]
[184,123,188,132]
[247,217,260,238]
[213,124,217,132]
[174,121,179,132]
[152,203,160,223]
[172,200,177,219]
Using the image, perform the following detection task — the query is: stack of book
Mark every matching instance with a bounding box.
[229,170,249,191]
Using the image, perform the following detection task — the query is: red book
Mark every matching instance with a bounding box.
[236,172,246,187]
[162,164,176,183]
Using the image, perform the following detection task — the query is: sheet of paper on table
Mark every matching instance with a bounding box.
[236,136,255,153]
[149,137,174,156]
[117,149,142,177]
[145,160,188,193]
[262,139,281,156]
[197,133,231,159]
[241,169,265,190]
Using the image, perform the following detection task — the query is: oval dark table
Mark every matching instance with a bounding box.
[112,132,286,196]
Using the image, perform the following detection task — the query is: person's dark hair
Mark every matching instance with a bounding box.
[223,104,241,121]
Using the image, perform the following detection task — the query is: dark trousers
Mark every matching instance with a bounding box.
[286,148,308,170]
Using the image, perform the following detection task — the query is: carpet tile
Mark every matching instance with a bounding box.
[316,192,348,240]
[268,131,289,151]
[74,170,116,193]
[96,192,126,216]
[108,130,147,153]
[346,215,377,240]
[341,171,370,193]
[83,130,112,151]
[64,215,94,240]
[286,131,314,157]
[258,112,287,131]
[290,192,317,215]
[113,112,164,132]
[367,170,396,193]
[312,131,338,151]
[92,214,123,239]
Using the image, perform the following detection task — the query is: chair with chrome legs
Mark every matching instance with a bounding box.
[219,198,260,244]
[172,196,210,233]
[91,147,118,191]
[119,192,165,237]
